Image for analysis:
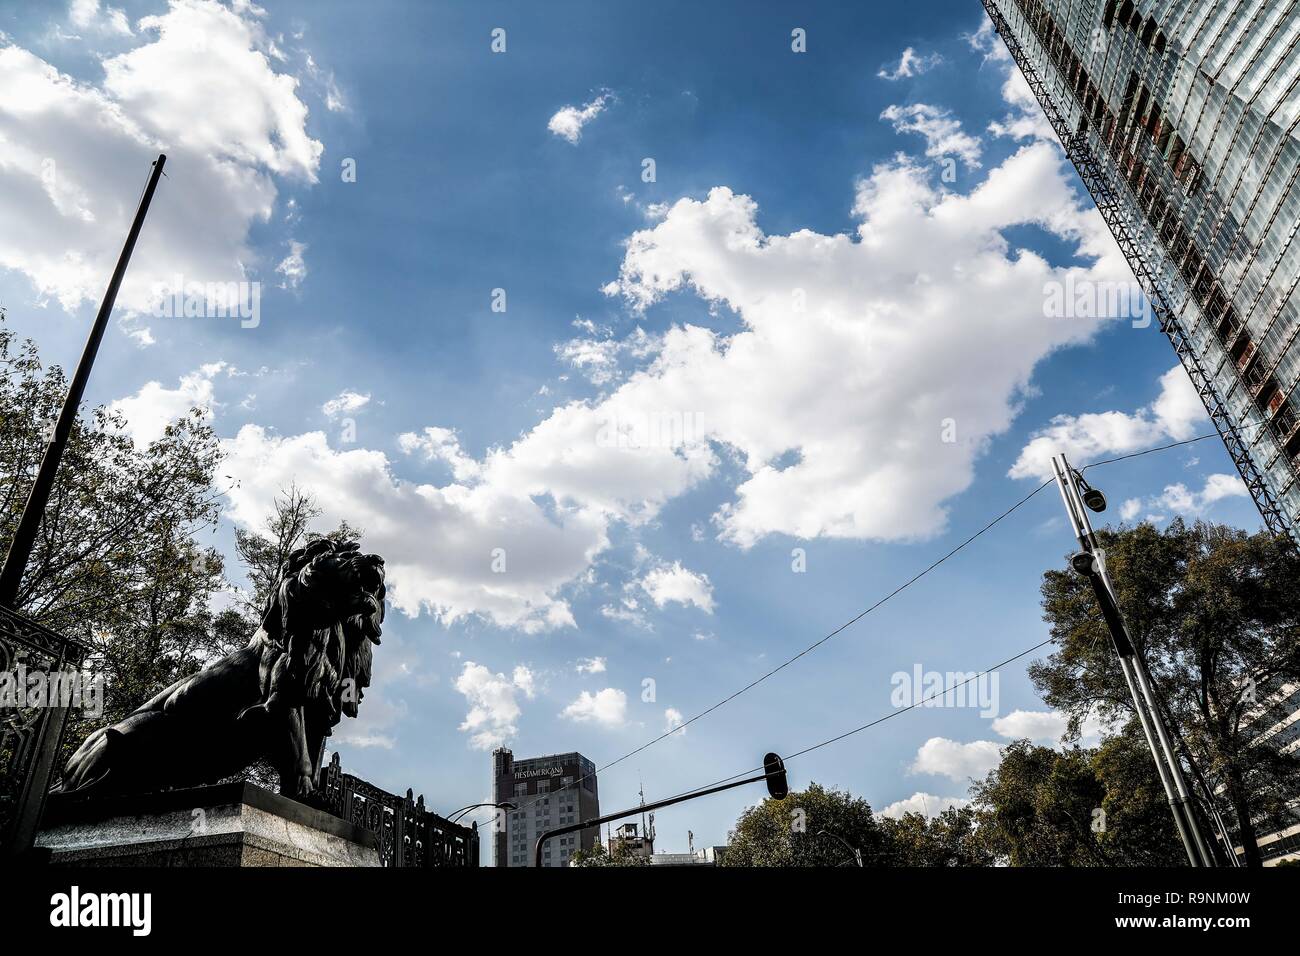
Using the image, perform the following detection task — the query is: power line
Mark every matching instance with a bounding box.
[783,635,1059,763]
[486,478,1056,825]
[482,430,1226,827]
[560,634,1062,843]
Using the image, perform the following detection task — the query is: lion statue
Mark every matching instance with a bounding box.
[51,539,385,803]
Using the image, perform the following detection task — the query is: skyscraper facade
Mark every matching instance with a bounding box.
[492,748,599,867]
[984,0,1300,544]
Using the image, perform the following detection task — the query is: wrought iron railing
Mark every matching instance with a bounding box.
[0,604,92,858]
[317,751,478,867]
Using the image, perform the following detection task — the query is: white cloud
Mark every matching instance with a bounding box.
[664,707,685,735]
[992,708,1106,747]
[547,92,612,144]
[454,661,534,751]
[398,426,482,481]
[988,67,1055,142]
[1151,473,1248,517]
[640,561,715,613]
[276,239,307,289]
[109,361,227,447]
[599,138,1122,546]
[880,792,969,819]
[909,737,1002,782]
[561,688,627,728]
[0,0,321,327]
[221,425,609,632]
[69,0,133,36]
[881,103,982,168]
[1120,497,1142,521]
[321,389,370,418]
[878,47,943,81]
[965,17,1011,63]
[1010,365,1207,482]
[216,75,1127,631]
[575,656,607,675]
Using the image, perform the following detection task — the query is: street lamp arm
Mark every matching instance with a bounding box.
[447,802,515,824]
[534,754,788,868]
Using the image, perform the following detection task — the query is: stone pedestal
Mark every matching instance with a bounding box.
[36,781,380,867]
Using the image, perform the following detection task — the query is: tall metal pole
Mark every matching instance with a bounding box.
[0,154,166,609]
[1050,453,1214,866]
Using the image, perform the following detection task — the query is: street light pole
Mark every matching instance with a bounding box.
[1050,453,1214,867]
[0,154,167,609]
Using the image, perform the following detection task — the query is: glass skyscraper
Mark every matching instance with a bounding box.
[984,0,1300,544]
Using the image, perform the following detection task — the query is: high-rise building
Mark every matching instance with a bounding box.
[492,748,599,867]
[984,0,1300,545]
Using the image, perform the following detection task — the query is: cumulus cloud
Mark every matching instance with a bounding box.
[878,47,943,81]
[909,737,1002,782]
[454,662,534,750]
[321,389,370,418]
[599,139,1121,546]
[0,0,322,329]
[109,362,228,447]
[547,92,612,144]
[988,67,1055,141]
[640,561,715,613]
[880,792,969,819]
[575,656,607,674]
[561,688,627,727]
[276,239,307,289]
[1010,365,1207,481]
[69,0,132,36]
[664,707,685,735]
[216,73,1126,631]
[992,708,1107,747]
[398,426,482,481]
[1150,473,1249,517]
[880,103,982,167]
[221,425,609,632]
[965,17,1011,63]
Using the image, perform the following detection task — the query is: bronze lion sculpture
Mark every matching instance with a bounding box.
[52,539,385,803]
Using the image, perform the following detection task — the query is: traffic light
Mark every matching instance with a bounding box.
[764,752,788,799]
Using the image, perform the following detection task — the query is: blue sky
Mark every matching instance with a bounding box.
[0,0,1266,861]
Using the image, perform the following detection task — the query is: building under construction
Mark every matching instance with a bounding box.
[984,0,1300,545]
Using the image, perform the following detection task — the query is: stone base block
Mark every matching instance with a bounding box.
[36,781,380,867]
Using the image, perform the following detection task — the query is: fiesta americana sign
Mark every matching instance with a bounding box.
[515,766,563,779]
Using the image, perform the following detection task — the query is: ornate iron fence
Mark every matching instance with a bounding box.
[0,604,92,858]
[317,751,479,867]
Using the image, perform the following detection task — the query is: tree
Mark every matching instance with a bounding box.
[569,840,649,867]
[0,317,226,756]
[878,805,994,866]
[971,734,1185,866]
[1029,519,1300,866]
[721,782,892,867]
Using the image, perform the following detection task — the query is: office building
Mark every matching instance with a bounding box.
[492,748,599,867]
[984,0,1300,544]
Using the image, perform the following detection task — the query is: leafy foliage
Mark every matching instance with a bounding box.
[1029,519,1300,865]
[0,319,226,757]
[569,840,650,867]
[719,782,990,866]
[970,734,1184,866]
